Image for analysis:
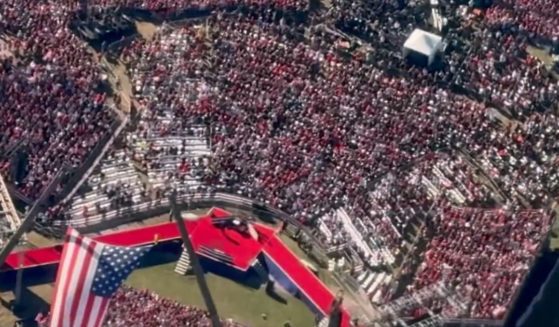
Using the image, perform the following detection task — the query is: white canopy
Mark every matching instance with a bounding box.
[403,29,443,65]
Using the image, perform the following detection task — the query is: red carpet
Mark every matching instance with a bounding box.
[263,236,351,327]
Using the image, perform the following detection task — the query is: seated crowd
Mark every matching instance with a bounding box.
[486,0,559,43]
[120,10,556,319]
[412,206,550,319]
[329,0,426,52]
[0,0,309,201]
[0,0,115,199]
[88,0,308,13]
[0,0,557,323]
[105,286,245,327]
[328,0,559,119]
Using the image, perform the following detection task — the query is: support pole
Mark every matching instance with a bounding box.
[14,252,23,306]
[170,193,221,327]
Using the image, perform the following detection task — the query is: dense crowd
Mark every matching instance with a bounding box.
[0,0,115,199]
[88,0,308,13]
[487,0,559,43]
[329,0,559,119]
[412,206,550,319]
[35,286,244,327]
[122,15,485,254]
[453,19,558,118]
[104,286,244,327]
[0,0,312,194]
[120,8,557,319]
[0,0,558,323]
[330,0,427,51]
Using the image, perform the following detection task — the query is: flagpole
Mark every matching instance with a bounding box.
[170,192,221,327]
[14,252,23,306]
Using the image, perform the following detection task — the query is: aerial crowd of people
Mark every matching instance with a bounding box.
[120,3,558,320]
[0,0,558,324]
[486,0,559,43]
[411,206,550,318]
[35,286,244,327]
[0,0,115,199]
[105,286,244,327]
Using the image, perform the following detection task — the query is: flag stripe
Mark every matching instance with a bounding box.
[50,229,80,327]
[88,296,109,327]
[71,241,103,327]
[62,235,91,327]
[81,294,99,327]
[49,231,72,326]
[75,243,105,327]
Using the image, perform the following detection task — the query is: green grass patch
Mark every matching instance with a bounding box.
[125,261,315,327]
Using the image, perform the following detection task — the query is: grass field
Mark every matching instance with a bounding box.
[123,231,353,327]
[0,307,16,326]
[125,261,315,327]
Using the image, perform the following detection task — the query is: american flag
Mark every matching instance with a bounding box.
[49,228,151,327]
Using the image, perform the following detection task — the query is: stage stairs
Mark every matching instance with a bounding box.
[174,249,192,275]
[318,317,330,327]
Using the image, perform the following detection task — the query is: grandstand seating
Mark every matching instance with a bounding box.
[64,122,210,227]
[412,206,550,319]
[357,270,392,304]
[420,155,496,206]
[66,150,146,227]
[114,13,557,320]
[0,0,558,324]
[128,121,210,191]
[0,0,115,199]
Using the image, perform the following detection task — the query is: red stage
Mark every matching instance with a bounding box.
[185,208,276,271]
[2,208,270,272]
[2,208,349,326]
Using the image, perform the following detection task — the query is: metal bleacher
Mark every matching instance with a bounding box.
[0,174,21,246]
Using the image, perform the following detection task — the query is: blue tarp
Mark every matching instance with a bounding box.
[263,254,324,317]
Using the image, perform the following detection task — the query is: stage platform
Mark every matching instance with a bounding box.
[1,208,350,325]
[2,208,271,272]
[185,209,276,271]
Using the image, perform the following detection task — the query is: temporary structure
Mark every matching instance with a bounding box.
[403,29,443,66]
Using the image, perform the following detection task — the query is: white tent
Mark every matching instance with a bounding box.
[403,29,443,66]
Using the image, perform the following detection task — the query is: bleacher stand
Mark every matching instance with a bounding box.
[0,0,558,324]
[62,149,147,227]
[128,116,211,194]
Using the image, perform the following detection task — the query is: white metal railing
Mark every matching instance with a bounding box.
[0,173,20,231]
[337,208,396,265]
[63,192,257,228]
